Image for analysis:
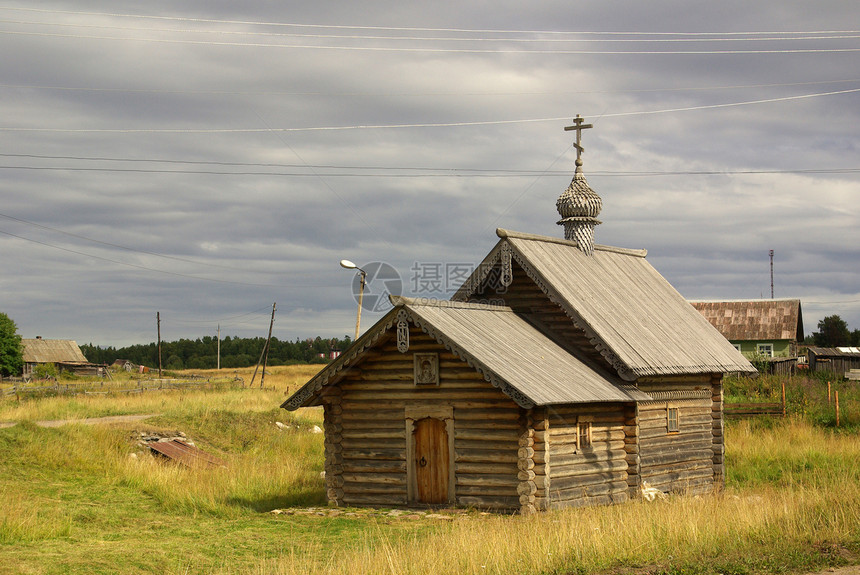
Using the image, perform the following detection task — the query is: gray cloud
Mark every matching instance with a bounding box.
[1,1,858,346]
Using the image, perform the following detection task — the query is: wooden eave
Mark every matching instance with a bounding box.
[397,297,650,407]
[281,297,650,411]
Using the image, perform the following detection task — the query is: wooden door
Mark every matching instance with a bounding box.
[413,417,449,504]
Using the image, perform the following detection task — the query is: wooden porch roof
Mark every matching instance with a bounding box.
[283,297,650,411]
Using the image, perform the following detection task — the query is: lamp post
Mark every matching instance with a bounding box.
[340,259,366,341]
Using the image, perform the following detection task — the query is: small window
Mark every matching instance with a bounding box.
[732,343,742,352]
[757,343,774,358]
[577,421,592,449]
[667,407,680,433]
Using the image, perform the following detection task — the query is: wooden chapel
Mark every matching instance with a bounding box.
[282,117,755,513]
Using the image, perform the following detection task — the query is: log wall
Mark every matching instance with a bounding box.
[543,403,630,509]
[322,387,344,505]
[319,308,727,509]
[711,375,725,490]
[636,375,721,496]
[324,326,521,510]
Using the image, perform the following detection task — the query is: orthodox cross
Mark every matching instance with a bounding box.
[564,114,593,162]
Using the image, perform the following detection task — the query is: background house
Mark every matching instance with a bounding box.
[21,337,95,377]
[807,346,860,375]
[111,359,139,372]
[689,299,804,360]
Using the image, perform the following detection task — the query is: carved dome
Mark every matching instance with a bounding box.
[556,158,602,255]
[556,159,602,219]
[556,116,602,255]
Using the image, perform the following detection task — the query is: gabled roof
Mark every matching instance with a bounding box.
[689,299,804,342]
[22,339,88,364]
[283,297,651,411]
[807,346,860,357]
[453,229,755,380]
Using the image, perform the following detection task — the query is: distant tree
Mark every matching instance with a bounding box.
[813,315,851,347]
[0,312,23,377]
[852,329,860,347]
[80,333,357,370]
[165,354,184,370]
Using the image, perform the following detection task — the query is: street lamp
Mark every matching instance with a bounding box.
[340,259,366,341]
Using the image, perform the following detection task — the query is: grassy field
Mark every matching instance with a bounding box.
[0,366,858,574]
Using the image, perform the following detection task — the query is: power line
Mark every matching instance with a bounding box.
[0,211,255,272]
[174,305,274,325]
[0,228,328,288]
[2,77,859,97]
[1,87,858,134]
[2,7,857,37]
[2,28,860,54]
[0,162,857,178]
[5,17,860,44]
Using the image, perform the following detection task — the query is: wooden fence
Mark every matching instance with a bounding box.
[725,379,787,418]
[1,376,244,397]
[724,400,786,418]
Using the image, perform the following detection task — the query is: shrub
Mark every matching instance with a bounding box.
[0,313,22,377]
[32,363,58,380]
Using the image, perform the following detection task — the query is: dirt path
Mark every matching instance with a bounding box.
[0,414,160,428]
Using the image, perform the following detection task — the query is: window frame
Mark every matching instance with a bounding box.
[757,343,774,358]
[577,420,592,450]
[667,406,680,433]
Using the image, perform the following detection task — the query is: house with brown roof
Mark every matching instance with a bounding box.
[283,118,754,513]
[21,337,93,377]
[689,299,804,359]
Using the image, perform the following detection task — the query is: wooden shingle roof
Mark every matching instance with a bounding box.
[22,339,88,364]
[285,228,756,411]
[454,229,756,381]
[283,298,651,411]
[400,298,650,407]
[689,299,803,342]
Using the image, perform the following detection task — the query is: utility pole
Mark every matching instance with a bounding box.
[250,302,276,388]
[769,249,774,299]
[157,311,162,378]
[261,303,276,389]
[216,324,221,370]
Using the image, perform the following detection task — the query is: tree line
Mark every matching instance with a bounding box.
[3,310,860,378]
[806,315,860,348]
[79,335,353,371]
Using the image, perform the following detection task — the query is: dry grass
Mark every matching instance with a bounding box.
[251,478,860,575]
[0,365,321,422]
[1,367,859,574]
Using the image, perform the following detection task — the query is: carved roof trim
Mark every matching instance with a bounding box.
[389,295,511,312]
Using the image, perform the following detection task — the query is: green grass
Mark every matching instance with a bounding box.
[0,368,858,574]
[725,371,860,429]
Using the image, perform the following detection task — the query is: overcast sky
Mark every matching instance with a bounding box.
[1,1,858,348]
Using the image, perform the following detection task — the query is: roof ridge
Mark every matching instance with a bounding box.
[389,295,513,312]
[496,228,647,258]
[689,298,801,304]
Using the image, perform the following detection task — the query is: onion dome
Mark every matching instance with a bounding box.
[556,116,602,255]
